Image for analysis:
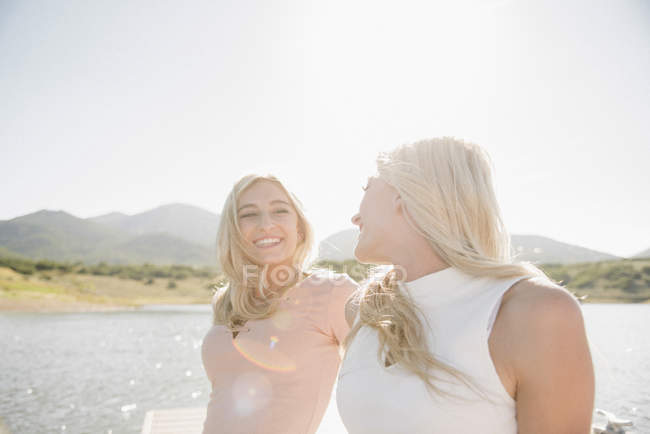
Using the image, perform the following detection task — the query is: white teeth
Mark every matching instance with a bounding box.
[255,238,281,247]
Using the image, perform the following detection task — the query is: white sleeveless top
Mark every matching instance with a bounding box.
[336,267,532,434]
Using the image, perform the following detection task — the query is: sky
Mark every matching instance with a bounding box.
[1,0,649,257]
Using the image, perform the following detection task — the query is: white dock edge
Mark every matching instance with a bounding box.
[141,407,206,434]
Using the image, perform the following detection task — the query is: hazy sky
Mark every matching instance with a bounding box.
[1,0,649,257]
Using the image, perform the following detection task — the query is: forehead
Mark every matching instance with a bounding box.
[237,180,292,207]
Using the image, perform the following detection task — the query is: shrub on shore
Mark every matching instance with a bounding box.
[0,257,218,282]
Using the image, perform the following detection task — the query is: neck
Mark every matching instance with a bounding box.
[391,237,448,283]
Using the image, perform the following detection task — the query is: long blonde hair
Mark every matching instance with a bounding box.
[211,174,315,329]
[344,137,544,397]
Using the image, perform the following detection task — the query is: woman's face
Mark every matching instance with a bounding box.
[237,180,301,267]
[351,176,400,264]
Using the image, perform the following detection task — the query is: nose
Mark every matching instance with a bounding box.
[351,213,361,227]
[258,212,275,231]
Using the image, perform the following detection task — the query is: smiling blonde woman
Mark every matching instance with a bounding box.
[201,174,357,434]
[336,137,595,434]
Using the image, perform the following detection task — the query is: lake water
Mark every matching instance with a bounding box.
[0,304,648,433]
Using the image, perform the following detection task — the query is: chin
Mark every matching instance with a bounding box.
[353,245,372,264]
[257,254,293,267]
[354,243,391,265]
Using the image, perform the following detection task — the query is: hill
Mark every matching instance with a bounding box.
[0,205,220,265]
[511,235,620,264]
[318,228,359,261]
[0,210,126,261]
[89,203,219,247]
[1,208,627,266]
[317,229,620,265]
[633,248,650,259]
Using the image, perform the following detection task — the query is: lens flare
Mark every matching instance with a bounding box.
[232,336,296,372]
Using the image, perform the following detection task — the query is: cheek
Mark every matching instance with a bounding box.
[237,221,255,241]
[283,219,300,244]
[360,198,390,235]
[359,194,377,222]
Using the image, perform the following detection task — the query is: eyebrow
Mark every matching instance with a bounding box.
[237,200,291,213]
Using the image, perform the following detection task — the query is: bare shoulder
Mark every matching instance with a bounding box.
[495,278,595,431]
[496,276,588,368]
[499,276,584,328]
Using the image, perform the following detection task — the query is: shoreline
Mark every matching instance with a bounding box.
[0,296,646,314]
[0,296,211,313]
[1,262,649,313]
[0,265,214,313]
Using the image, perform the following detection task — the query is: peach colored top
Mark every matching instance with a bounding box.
[201,272,358,434]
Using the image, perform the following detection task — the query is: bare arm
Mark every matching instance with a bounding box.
[495,279,595,434]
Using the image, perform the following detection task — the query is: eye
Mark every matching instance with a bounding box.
[274,209,290,214]
[239,212,257,218]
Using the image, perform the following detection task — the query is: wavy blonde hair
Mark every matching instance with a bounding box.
[211,174,315,329]
[343,137,545,397]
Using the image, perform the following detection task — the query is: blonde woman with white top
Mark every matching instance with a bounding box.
[336,137,594,433]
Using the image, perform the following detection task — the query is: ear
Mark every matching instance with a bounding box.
[393,194,404,215]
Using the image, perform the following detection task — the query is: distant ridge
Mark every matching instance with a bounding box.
[0,205,220,265]
[0,208,627,266]
[510,234,620,264]
[89,203,219,247]
[318,228,359,262]
[0,210,126,261]
[317,229,620,265]
[633,247,650,259]
[88,212,129,226]
[96,233,215,265]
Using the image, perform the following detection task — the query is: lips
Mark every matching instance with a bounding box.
[253,237,283,248]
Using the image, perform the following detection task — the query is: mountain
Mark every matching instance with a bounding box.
[0,210,126,261]
[318,228,360,261]
[92,233,215,265]
[87,212,130,226]
[510,235,619,264]
[89,203,219,247]
[0,246,26,259]
[633,248,650,259]
[2,206,623,266]
[317,229,620,265]
[0,205,220,266]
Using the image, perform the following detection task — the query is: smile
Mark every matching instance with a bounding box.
[254,238,283,248]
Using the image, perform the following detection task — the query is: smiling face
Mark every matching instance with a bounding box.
[236,180,302,267]
[351,176,402,264]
